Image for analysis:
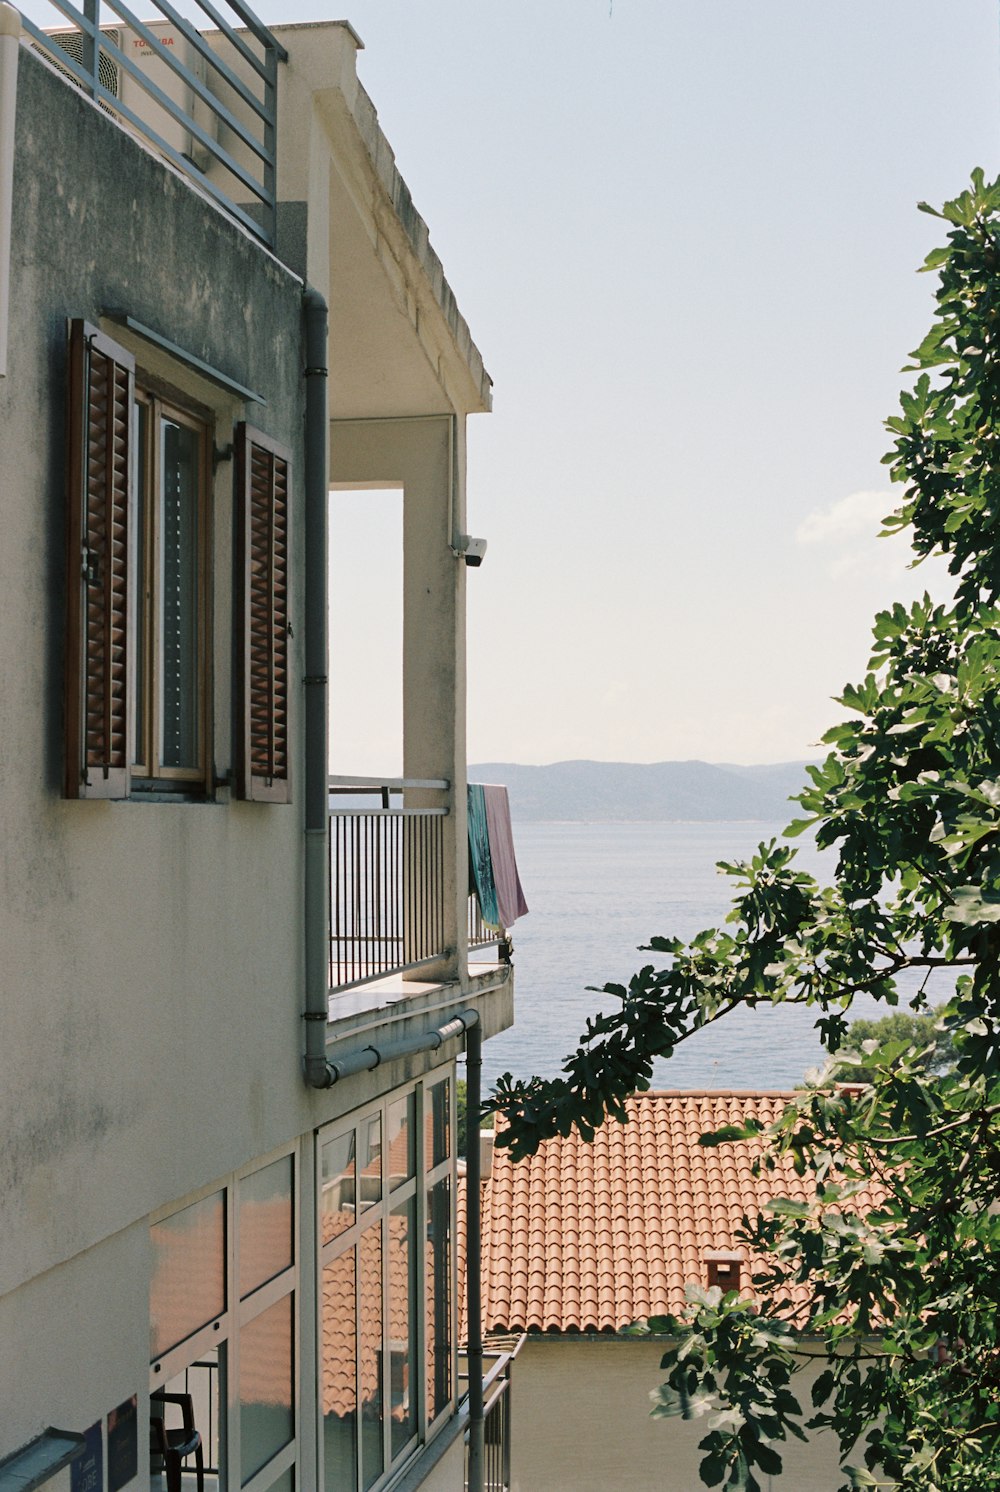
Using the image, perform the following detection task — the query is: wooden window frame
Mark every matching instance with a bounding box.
[131,388,212,790]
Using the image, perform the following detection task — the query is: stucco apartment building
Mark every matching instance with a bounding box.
[0,8,515,1492]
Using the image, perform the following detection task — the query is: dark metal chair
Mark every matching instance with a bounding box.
[149,1391,205,1492]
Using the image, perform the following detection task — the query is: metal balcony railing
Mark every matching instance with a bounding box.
[329,777,449,990]
[462,1349,516,1492]
[329,777,509,991]
[468,893,503,955]
[21,0,286,247]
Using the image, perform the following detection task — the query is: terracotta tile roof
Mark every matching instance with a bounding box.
[471,1090,881,1335]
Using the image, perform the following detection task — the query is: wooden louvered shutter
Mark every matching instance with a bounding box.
[236,424,292,802]
[65,320,135,799]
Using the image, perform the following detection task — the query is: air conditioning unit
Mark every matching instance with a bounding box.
[38,21,216,171]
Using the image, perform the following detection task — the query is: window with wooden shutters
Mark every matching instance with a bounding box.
[65,320,213,800]
[236,424,292,803]
[65,320,135,799]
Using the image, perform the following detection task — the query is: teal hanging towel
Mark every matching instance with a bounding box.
[467,782,500,930]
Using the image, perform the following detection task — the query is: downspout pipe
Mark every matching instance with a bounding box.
[0,4,20,378]
[302,286,331,1088]
[466,1019,485,1492]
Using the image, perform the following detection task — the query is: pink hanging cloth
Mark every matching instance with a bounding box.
[482,784,529,929]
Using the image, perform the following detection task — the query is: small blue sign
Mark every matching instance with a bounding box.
[71,1421,102,1492]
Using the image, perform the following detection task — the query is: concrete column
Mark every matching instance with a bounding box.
[329,415,469,986]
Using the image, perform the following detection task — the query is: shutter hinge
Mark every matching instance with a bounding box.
[84,547,102,586]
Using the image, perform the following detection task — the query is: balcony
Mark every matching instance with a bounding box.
[328,777,503,1005]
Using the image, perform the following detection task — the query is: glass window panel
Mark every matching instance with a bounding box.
[159,415,201,770]
[386,1093,415,1191]
[359,1227,383,1491]
[240,1295,294,1484]
[357,1115,382,1213]
[150,1191,226,1361]
[425,1176,452,1423]
[322,1250,356,1492]
[163,1350,222,1476]
[388,1197,417,1459]
[320,1131,356,1242]
[425,1079,451,1172]
[240,1156,294,1300]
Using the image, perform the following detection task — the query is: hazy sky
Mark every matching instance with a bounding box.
[308,1,1000,771]
[29,1,1000,768]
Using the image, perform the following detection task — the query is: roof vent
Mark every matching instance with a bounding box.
[704,1249,743,1291]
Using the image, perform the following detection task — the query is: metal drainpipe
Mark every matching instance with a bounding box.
[466,1019,485,1492]
[0,3,20,378]
[302,287,332,1088]
[323,1009,479,1085]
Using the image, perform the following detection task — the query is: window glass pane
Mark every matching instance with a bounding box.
[159,415,201,770]
[150,1191,226,1361]
[320,1131,356,1242]
[386,1093,415,1191]
[161,1348,223,1477]
[133,399,148,767]
[240,1294,294,1484]
[322,1250,356,1492]
[358,1115,382,1213]
[425,1176,452,1423]
[240,1155,294,1300]
[359,1227,383,1490]
[425,1079,451,1172]
[389,1197,417,1459]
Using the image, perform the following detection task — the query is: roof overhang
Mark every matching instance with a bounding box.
[272,22,492,421]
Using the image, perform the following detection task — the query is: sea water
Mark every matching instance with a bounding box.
[478,820,952,1094]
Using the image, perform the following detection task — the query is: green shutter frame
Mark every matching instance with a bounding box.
[65,320,135,800]
[236,423,292,803]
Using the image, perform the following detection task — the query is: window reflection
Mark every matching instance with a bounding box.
[320,1130,356,1241]
[322,1250,356,1491]
[426,1176,452,1423]
[389,1196,417,1457]
[240,1155,294,1300]
[240,1295,294,1483]
[150,1191,226,1361]
[359,1226,384,1490]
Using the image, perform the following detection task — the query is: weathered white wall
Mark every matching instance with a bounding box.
[510,1338,850,1492]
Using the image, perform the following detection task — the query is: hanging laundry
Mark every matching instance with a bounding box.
[468,783,528,933]
[482,784,529,929]
[467,782,499,929]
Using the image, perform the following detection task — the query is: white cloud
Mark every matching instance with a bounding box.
[794,487,953,600]
[795,489,897,547]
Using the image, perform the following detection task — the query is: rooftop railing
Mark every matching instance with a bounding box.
[20,0,286,247]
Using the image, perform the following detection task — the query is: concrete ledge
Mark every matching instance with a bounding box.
[385,1405,469,1492]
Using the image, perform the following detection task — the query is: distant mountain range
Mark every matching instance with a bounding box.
[468,759,815,823]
